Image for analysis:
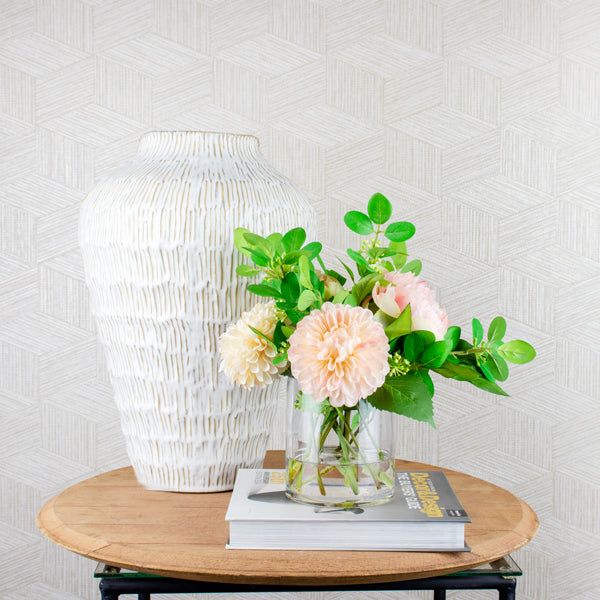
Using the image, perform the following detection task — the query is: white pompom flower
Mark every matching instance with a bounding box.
[219,300,286,389]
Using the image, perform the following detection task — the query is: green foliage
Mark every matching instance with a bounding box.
[235,264,260,277]
[445,326,461,349]
[228,194,536,431]
[420,340,453,368]
[282,227,306,252]
[344,211,374,235]
[367,193,393,224]
[385,222,416,243]
[384,305,412,340]
[472,318,484,345]
[497,340,536,364]
[401,259,422,276]
[368,373,435,427]
[487,316,506,343]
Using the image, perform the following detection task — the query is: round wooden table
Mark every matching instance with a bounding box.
[37,451,538,586]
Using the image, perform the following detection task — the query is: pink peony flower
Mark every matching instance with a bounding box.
[219,301,286,389]
[287,302,390,408]
[372,271,449,340]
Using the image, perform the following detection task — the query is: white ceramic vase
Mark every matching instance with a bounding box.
[80,131,314,491]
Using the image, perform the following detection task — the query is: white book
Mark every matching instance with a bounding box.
[226,469,471,551]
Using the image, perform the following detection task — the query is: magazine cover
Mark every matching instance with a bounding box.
[226,469,471,523]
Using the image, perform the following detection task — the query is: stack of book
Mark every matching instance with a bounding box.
[225,468,471,551]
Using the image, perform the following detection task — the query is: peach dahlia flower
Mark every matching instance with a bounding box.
[219,301,286,389]
[287,302,390,408]
[372,271,449,341]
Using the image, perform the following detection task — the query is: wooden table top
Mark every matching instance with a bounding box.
[37,450,538,586]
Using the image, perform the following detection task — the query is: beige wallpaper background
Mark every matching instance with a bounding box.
[1,1,599,598]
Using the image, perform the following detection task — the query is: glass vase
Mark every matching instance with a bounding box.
[285,377,396,507]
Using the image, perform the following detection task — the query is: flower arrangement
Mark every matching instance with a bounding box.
[219,193,535,505]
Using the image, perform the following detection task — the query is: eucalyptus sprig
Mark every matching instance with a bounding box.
[343,193,419,277]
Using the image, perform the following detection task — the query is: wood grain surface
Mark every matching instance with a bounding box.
[37,451,538,585]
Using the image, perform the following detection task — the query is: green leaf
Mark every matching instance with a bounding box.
[247,325,276,350]
[347,248,369,265]
[401,259,422,276]
[403,330,435,362]
[420,340,453,368]
[412,330,436,349]
[234,227,253,257]
[497,340,536,364]
[367,193,393,224]
[455,339,474,352]
[418,369,435,397]
[324,268,346,285]
[248,249,271,267]
[272,321,287,347]
[385,305,412,340]
[351,272,382,305]
[477,357,496,382]
[332,289,349,303]
[444,326,461,349]
[472,318,484,345]
[344,210,374,235]
[367,373,435,427]
[282,227,306,252]
[243,231,271,254]
[488,350,509,382]
[357,262,375,277]
[246,283,281,298]
[373,309,394,329]
[281,325,295,338]
[389,241,408,269]
[266,232,283,254]
[297,289,318,311]
[384,221,416,243]
[433,362,481,382]
[470,377,509,396]
[235,264,260,277]
[488,316,507,343]
[280,272,300,305]
[302,241,322,259]
[403,333,422,362]
[338,259,356,283]
[343,293,358,306]
[298,255,313,289]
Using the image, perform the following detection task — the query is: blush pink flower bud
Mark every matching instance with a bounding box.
[372,271,449,341]
[317,271,344,300]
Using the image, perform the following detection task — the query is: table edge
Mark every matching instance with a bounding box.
[36,459,539,586]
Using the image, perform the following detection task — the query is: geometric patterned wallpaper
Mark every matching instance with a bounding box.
[1,1,599,599]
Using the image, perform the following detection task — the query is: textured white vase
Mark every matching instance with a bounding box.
[79,131,314,492]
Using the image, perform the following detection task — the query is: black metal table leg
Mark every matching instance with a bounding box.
[433,588,447,600]
[499,577,516,600]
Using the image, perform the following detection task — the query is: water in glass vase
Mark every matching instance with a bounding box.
[285,378,396,507]
[286,447,395,507]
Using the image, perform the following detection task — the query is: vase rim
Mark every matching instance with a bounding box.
[141,130,260,141]
[137,131,261,157]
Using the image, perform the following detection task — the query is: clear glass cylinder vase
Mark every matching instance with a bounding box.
[285,377,396,507]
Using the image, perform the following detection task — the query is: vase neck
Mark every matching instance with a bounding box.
[137,131,261,160]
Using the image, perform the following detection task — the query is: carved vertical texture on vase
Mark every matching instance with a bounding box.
[80,132,314,491]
